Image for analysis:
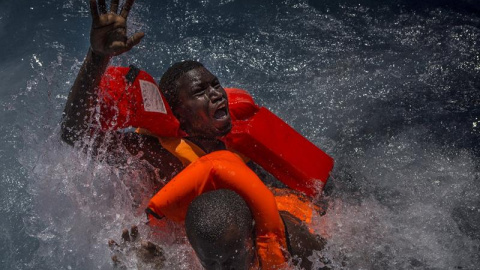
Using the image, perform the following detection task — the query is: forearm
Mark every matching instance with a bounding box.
[61,48,110,145]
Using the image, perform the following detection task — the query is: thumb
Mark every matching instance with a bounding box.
[125,32,145,50]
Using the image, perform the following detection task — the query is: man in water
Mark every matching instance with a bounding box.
[185,190,258,269]
[62,0,326,268]
[185,189,327,269]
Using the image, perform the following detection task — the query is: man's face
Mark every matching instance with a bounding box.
[174,67,232,138]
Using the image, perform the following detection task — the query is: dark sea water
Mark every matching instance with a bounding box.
[0,0,479,269]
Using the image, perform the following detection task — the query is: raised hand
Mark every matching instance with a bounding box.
[89,0,144,57]
[109,225,166,269]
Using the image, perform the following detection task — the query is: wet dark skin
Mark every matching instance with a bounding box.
[188,211,327,270]
[61,0,325,269]
[174,67,232,153]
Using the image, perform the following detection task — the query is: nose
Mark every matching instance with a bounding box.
[208,86,223,103]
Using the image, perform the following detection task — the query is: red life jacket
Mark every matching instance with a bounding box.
[98,66,334,197]
[98,65,185,137]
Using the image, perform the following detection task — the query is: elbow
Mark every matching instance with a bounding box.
[60,125,75,146]
[61,130,74,146]
[60,118,77,146]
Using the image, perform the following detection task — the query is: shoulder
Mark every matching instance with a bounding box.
[280,211,327,269]
[121,132,184,179]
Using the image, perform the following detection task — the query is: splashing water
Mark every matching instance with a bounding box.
[1,0,479,269]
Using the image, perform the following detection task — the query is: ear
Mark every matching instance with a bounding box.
[173,106,191,134]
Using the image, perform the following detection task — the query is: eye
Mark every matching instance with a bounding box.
[212,79,221,88]
[193,88,206,97]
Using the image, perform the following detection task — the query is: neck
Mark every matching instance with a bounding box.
[187,136,226,153]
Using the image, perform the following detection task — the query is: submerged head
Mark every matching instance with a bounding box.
[160,61,232,138]
[185,189,256,270]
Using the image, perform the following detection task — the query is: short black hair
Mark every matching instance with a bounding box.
[185,189,253,246]
[159,60,204,109]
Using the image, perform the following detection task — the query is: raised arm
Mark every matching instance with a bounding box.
[61,0,144,145]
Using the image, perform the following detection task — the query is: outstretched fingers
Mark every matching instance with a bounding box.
[90,0,121,20]
[125,32,145,50]
[130,225,139,241]
[120,225,139,242]
[89,0,100,22]
[98,0,107,14]
[108,239,119,248]
[120,0,136,18]
[108,226,165,268]
[110,0,120,13]
[108,32,144,54]
[121,228,131,242]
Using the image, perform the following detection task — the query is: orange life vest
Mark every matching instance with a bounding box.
[141,134,319,268]
[137,129,320,228]
[147,150,289,269]
[98,66,334,197]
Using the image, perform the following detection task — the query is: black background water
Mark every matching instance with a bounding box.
[0,0,479,269]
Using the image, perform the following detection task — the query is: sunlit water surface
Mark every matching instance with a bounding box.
[1,0,479,269]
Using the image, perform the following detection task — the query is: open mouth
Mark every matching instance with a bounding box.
[213,107,228,120]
